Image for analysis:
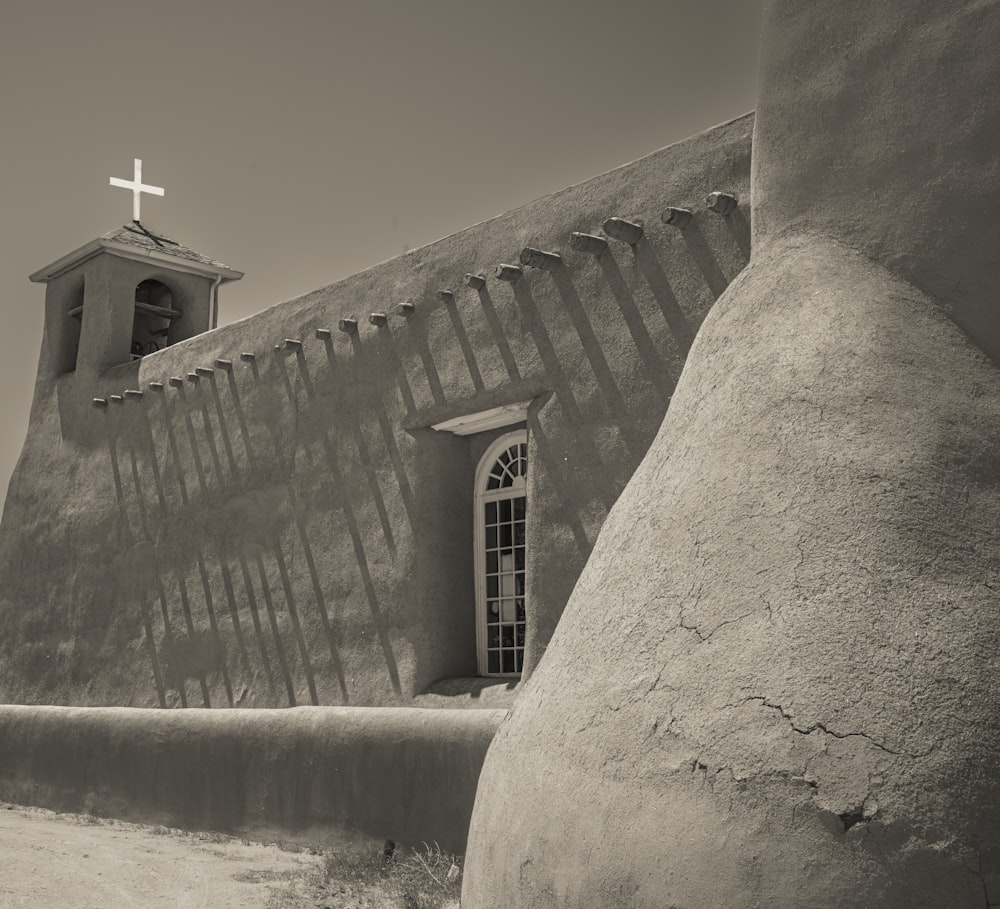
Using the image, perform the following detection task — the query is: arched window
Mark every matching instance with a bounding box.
[474,430,527,675]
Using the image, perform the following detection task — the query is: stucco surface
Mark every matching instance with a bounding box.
[0,705,504,853]
[463,1,1000,905]
[752,0,1000,360]
[0,114,751,708]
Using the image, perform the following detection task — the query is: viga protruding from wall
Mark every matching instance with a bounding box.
[0,705,505,854]
[463,1,1000,906]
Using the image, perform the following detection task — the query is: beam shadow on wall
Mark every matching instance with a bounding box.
[288,345,397,560]
[234,549,278,695]
[549,269,647,465]
[193,551,236,706]
[135,404,198,707]
[413,326,448,408]
[471,285,522,382]
[168,387,239,706]
[369,322,417,416]
[723,207,752,262]
[174,569,215,707]
[597,254,676,398]
[245,545,297,705]
[189,378,227,488]
[104,417,167,707]
[328,332,417,536]
[631,239,695,352]
[441,293,486,393]
[272,351,317,473]
[119,430,171,708]
[156,384,282,705]
[223,367,259,474]
[246,352,347,703]
[146,394,208,707]
[206,372,240,478]
[677,221,731,300]
[242,353,325,705]
[510,282,618,512]
[276,343,401,698]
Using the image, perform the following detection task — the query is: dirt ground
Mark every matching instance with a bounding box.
[0,803,324,908]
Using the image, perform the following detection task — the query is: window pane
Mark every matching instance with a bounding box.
[502,651,515,673]
[513,497,525,520]
[499,499,512,523]
[502,626,515,647]
[488,627,499,647]
[500,524,513,548]
[486,525,497,549]
[501,599,517,623]
[516,599,525,621]
[487,575,498,597]
[488,651,500,673]
[486,551,498,574]
[514,523,525,546]
[488,601,500,618]
[516,573,525,596]
[515,549,525,571]
[485,501,497,524]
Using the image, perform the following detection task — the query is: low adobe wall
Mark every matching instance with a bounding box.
[0,705,504,854]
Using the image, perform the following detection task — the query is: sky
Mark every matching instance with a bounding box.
[0,0,763,501]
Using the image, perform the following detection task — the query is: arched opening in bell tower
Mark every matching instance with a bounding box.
[57,277,86,375]
[131,278,178,359]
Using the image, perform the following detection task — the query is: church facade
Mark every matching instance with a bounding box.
[0,114,751,710]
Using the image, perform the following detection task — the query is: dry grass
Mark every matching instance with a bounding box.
[270,840,462,909]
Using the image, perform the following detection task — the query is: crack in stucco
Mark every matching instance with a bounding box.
[677,592,755,643]
[742,696,933,758]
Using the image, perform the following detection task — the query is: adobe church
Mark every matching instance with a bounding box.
[0,121,751,711]
[3,1,1000,906]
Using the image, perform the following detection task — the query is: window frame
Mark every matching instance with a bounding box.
[473,429,528,676]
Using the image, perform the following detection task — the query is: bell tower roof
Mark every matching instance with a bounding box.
[29,222,243,285]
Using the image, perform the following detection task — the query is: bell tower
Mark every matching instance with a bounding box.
[28,160,242,378]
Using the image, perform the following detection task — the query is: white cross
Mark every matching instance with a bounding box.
[109,158,165,222]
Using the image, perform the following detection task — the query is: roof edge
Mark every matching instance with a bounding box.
[30,237,244,285]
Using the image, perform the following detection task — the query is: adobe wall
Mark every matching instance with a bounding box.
[0,705,504,853]
[0,113,752,708]
[462,1,1000,906]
